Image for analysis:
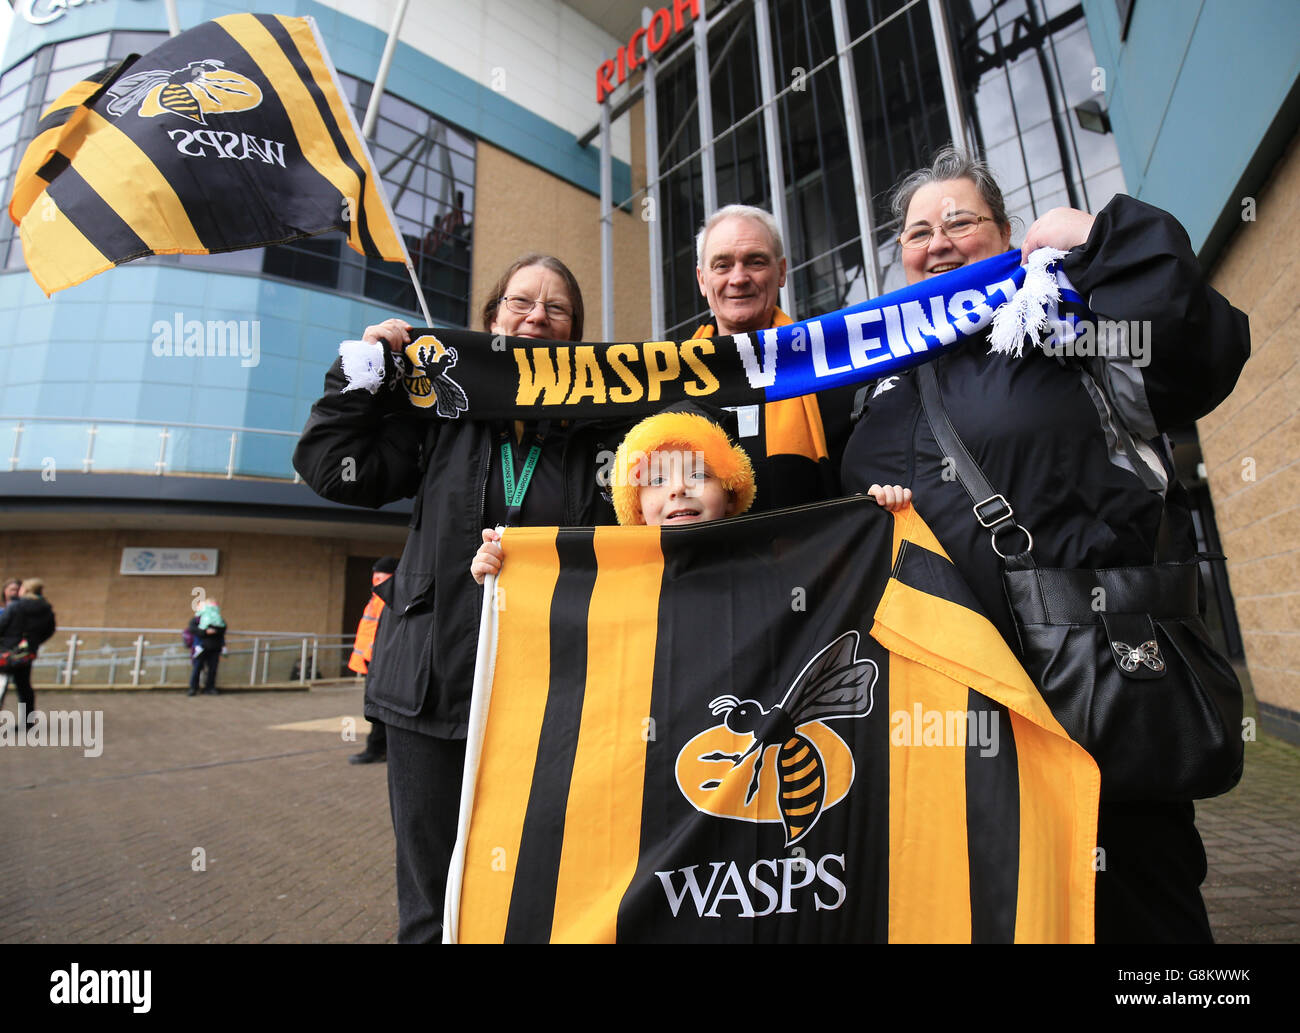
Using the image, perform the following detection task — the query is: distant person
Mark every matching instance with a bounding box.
[187,600,227,696]
[1,578,20,612]
[0,578,57,725]
[348,556,398,764]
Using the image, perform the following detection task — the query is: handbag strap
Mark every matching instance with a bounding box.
[916,362,1034,561]
[917,360,1178,565]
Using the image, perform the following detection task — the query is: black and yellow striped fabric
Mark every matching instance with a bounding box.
[450,497,1099,943]
[9,14,405,295]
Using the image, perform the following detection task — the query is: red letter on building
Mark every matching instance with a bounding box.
[647,7,672,53]
[596,58,616,103]
[673,0,700,33]
[626,27,648,72]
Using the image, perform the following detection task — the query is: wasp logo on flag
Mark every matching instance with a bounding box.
[675,631,877,846]
[104,60,263,124]
[403,335,470,418]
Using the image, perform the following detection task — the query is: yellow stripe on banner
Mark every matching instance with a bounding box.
[890,505,951,565]
[458,527,561,944]
[885,650,972,943]
[74,110,206,254]
[274,15,405,260]
[20,193,112,296]
[549,525,664,943]
[39,80,101,122]
[216,15,372,247]
[1012,710,1097,943]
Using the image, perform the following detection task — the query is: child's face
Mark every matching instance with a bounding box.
[638,449,735,526]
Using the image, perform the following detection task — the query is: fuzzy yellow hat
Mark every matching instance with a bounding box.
[612,408,756,526]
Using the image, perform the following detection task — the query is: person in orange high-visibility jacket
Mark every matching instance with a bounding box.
[692,205,859,510]
[348,556,398,764]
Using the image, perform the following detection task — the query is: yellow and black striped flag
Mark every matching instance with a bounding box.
[9,13,406,295]
[446,498,1100,943]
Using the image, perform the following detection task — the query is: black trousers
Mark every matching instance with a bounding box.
[1095,800,1213,943]
[6,666,35,717]
[385,726,465,943]
[189,651,220,693]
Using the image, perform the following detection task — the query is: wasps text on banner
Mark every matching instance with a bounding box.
[376,251,1094,421]
[10,13,407,296]
[447,501,1101,943]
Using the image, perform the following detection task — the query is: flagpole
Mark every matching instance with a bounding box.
[362,0,410,141]
[443,564,504,943]
[163,0,182,36]
[305,16,435,328]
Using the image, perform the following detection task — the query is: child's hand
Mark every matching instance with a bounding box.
[867,483,912,512]
[471,528,503,584]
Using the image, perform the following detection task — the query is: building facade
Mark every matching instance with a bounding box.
[0,0,1288,712]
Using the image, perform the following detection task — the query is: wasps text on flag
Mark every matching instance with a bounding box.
[9,13,406,295]
[445,498,1101,943]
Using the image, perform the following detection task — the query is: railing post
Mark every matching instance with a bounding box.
[249,638,259,686]
[261,643,270,684]
[9,421,23,471]
[309,636,318,684]
[63,633,79,685]
[298,638,309,685]
[83,423,98,472]
[155,427,170,475]
[130,634,145,686]
[226,432,237,479]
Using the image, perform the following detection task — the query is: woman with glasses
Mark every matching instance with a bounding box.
[295,253,634,942]
[841,147,1250,943]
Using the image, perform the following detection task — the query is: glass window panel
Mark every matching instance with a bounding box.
[1,56,35,98]
[52,35,109,71]
[43,63,107,104]
[108,32,169,62]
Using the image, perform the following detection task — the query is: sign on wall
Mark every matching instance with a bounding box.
[120,548,219,576]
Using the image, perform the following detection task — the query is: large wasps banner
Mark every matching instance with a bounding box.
[445,499,1100,943]
[9,14,406,295]
[348,249,1089,419]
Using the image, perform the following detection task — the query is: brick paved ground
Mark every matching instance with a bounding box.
[1,684,396,944]
[1,684,1296,943]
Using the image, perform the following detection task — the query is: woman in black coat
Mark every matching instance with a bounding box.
[294,253,634,942]
[841,147,1249,943]
[0,578,57,724]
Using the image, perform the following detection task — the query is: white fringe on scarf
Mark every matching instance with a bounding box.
[338,339,386,394]
[988,246,1070,357]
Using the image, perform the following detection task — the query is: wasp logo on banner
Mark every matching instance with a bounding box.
[104,60,263,125]
[677,631,877,845]
[9,13,407,296]
[403,334,469,418]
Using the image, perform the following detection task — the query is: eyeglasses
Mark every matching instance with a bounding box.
[499,295,573,321]
[899,215,996,249]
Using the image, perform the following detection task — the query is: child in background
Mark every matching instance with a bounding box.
[471,405,911,583]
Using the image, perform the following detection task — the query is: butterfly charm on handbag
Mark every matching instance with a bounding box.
[1111,639,1166,673]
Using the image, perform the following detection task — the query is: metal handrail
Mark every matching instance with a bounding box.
[0,414,302,481]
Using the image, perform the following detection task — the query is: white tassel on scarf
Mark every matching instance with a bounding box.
[988,246,1070,357]
[339,339,387,394]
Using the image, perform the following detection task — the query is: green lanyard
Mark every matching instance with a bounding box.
[499,422,548,525]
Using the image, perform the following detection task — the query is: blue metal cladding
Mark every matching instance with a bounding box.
[1083,0,1300,253]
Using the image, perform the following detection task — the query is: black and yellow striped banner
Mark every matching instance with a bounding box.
[449,498,1099,943]
[9,14,406,295]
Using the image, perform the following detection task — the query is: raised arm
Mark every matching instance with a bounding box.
[293,322,430,508]
[1058,194,1250,436]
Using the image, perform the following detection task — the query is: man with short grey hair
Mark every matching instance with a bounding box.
[691,204,855,509]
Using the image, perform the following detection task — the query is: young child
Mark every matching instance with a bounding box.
[471,407,911,583]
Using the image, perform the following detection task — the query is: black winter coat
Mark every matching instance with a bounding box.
[186,615,227,653]
[842,194,1250,651]
[0,596,57,652]
[294,355,635,738]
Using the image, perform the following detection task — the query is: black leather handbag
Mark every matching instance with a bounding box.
[917,363,1244,801]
